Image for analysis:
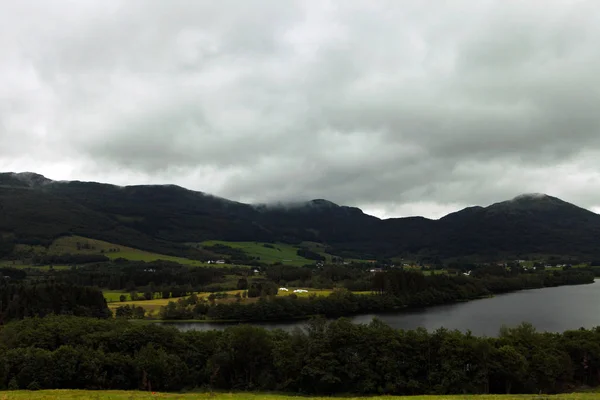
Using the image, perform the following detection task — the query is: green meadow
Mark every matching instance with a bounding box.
[201,240,330,266]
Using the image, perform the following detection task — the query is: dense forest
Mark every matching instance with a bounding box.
[0,315,599,395]
[0,283,110,324]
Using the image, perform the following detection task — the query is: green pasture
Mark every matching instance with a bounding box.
[201,241,328,266]
[103,291,149,303]
[103,249,207,266]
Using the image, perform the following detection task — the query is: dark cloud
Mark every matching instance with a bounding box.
[2,0,600,218]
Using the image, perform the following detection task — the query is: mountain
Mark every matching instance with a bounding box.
[2,172,600,260]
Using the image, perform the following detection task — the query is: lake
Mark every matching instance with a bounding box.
[158,280,600,336]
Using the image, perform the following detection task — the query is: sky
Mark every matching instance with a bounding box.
[2,0,600,219]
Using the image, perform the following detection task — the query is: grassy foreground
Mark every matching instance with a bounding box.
[0,392,598,400]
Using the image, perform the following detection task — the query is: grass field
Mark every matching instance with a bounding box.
[103,291,148,302]
[201,241,324,266]
[0,390,598,399]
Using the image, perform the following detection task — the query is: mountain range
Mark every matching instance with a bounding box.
[2,172,600,261]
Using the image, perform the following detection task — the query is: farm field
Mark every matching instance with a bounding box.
[0,390,598,399]
[201,240,327,266]
[103,291,147,302]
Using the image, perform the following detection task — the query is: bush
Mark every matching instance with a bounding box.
[8,377,19,390]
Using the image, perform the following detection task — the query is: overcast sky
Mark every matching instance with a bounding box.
[2,0,600,219]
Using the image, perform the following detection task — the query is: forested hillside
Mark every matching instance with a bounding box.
[3,172,600,260]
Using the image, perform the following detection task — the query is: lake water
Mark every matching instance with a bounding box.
[159,280,600,337]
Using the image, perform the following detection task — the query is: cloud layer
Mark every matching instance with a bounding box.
[2,0,600,218]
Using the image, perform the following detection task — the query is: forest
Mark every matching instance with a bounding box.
[1,315,599,395]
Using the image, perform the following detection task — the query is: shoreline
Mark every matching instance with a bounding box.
[135,279,595,325]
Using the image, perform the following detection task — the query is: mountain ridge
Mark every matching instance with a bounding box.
[2,171,599,260]
[4,171,588,220]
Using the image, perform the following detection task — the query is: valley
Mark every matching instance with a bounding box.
[2,172,600,396]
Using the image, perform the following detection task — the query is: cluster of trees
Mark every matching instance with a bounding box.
[0,237,15,259]
[32,253,109,266]
[264,264,372,290]
[296,248,326,262]
[51,260,246,292]
[45,259,379,295]
[247,280,278,298]
[1,315,599,394]
[0,283,110,324]
[114,305,145,319]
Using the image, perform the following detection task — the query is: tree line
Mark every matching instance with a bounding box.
[0,315,599,394]
[0,282,110,324]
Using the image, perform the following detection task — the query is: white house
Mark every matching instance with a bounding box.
[279,287,289,291]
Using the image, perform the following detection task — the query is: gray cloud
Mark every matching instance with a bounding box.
[2,0,600,218]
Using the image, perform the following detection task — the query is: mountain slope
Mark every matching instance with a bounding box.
[2,173,600,260]
[433,194,600,257]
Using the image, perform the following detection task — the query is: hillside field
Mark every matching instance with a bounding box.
[10,236,339,268]
[11,236,219,267]
[0,390,598,399]
[201,240,331,266]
